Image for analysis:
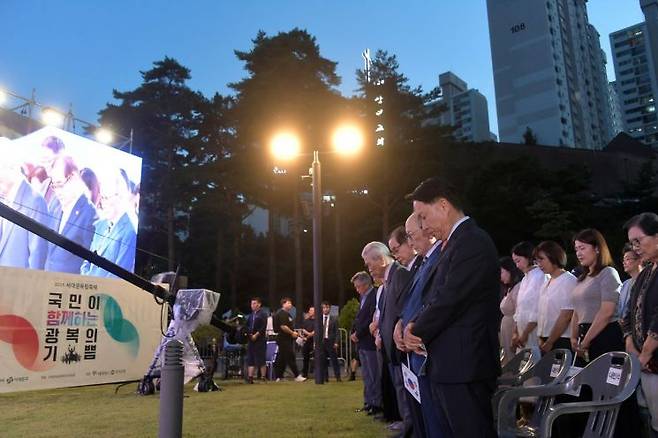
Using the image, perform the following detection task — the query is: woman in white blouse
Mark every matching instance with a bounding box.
[511,241,548,350]
[534,241,577,354]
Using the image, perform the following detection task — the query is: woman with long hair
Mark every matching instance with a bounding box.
[511,241,547,350]
[499,256,523,364]
[570,228,623,362]
[570,228,640,438]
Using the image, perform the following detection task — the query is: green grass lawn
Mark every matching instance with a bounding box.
[0,378,387,437]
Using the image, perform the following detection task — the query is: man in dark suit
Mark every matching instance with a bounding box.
[0,161,48,270]
[245,297,267,383]
[379,231,414,437]
[362,242,401,425]
[404,177,500,438]
[319,301,341,382]
[350,271,380,414]
[397,213,443,438]
[44,156,96,274]
[81,170,137,277]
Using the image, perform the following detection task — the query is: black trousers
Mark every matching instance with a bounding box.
[302,339,314,377]
[381,351,401,422]
[321,339,341,380]
[274,338,299,379]
[430,379,497,438]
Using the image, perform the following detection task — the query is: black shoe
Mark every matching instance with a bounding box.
[355,404,371,413]
[247,377,254,384]
[366,406,382,416]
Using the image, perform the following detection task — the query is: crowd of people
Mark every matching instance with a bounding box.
[345,177,658,438]
[231,176,658,437]
[0,135,138,276]
[242,296,342,384]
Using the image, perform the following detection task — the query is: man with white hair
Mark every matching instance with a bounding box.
[362,241,410,429]
[378,233,416,437]
[0,144,49,270]
[80,169,137,276]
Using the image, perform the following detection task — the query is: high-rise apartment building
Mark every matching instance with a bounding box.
[610,0,658,148]
[487,0,614,149]
[425,71,492,143]
[608,81,626,137]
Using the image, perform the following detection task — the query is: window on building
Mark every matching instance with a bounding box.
[639,84,652,94]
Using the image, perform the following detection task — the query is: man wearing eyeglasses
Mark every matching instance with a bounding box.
[44,156,96,274]
[81,169,137,277]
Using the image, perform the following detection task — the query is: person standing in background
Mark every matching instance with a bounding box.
[273,297,306,382]
[245,297,267,383]
[499,256,523,364]
[619,243,642,322]
[320,301,342,382]
[301,305,316,379]
[511,241,547,350]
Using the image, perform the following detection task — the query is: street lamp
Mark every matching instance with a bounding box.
[270,124,363,385]
[95,128,114,144]
[41,107,65,127]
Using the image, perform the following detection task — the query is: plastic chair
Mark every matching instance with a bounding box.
[498,347,542,387]
[265,341,278,380]
[493,348,572,423]
[497,351,641,438]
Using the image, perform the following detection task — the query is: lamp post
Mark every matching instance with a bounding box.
[310,150,323,384]
[271,125,363,385]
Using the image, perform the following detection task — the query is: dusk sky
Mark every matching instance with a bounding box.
[0,1,645,138]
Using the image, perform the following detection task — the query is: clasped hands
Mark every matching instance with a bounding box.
[393,320,426,355]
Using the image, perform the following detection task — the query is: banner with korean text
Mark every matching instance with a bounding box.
[0,266,164,393]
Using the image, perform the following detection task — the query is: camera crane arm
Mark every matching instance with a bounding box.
[0,201,234,332]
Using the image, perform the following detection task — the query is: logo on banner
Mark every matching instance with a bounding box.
[0,314,55,371]
[100,294,140,357]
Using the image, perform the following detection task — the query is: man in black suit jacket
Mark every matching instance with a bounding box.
[404,177,500,438]
[350,271,381,414]
[245,297,267,383]
[320,301,342,382]
[379,242,414,437]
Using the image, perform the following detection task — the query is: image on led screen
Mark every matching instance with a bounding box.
[0,126,142,277]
